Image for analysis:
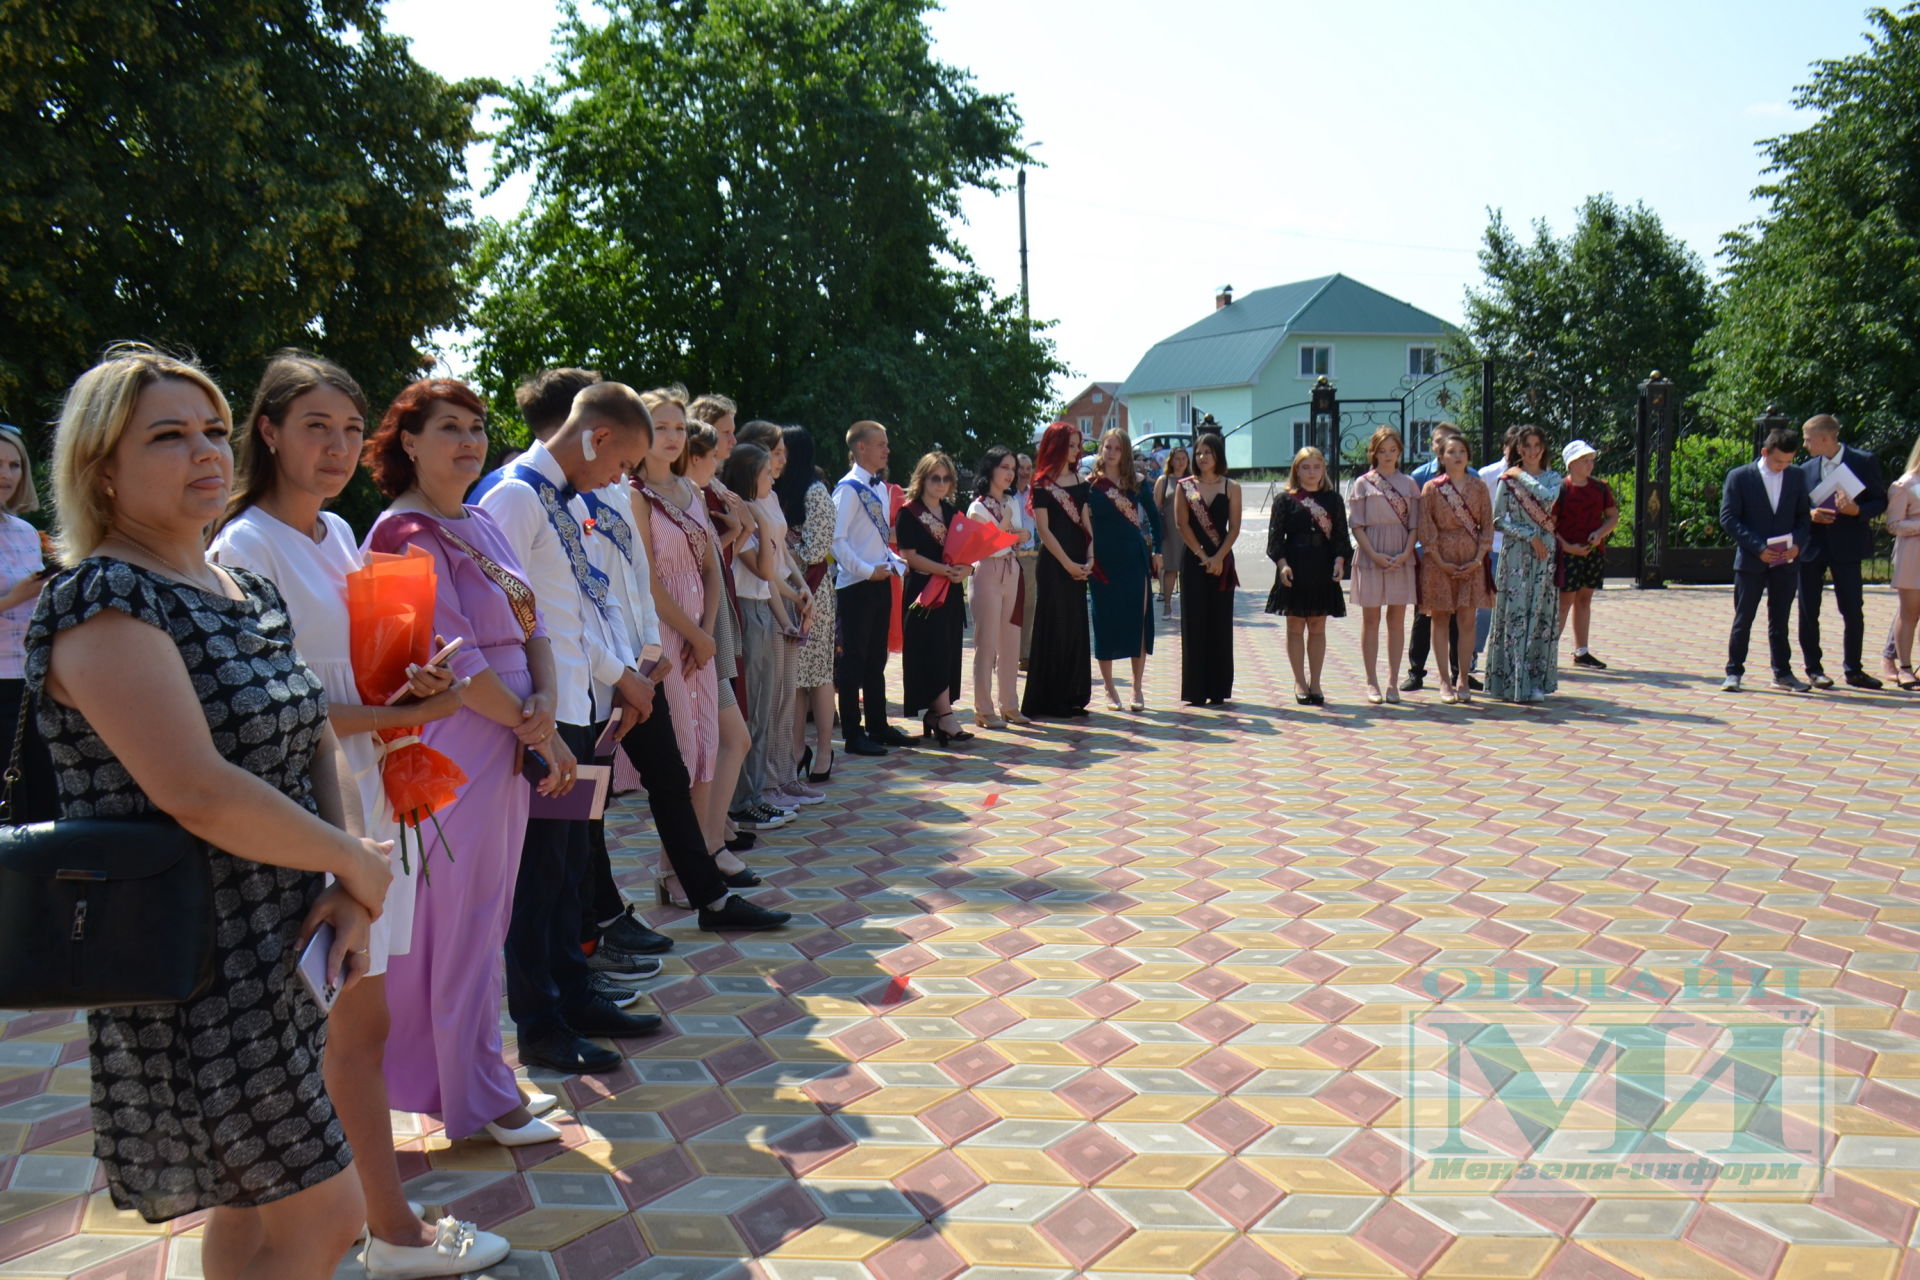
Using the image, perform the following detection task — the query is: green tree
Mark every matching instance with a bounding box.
[471,0,1063,470]
[1701,6,1920,461]
[0,0,482,464]
[1440,196,1717,456]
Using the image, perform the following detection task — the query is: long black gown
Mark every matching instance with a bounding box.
[897,498,965,718]
[1020,479,1093,718]
[1178,481,1238,703]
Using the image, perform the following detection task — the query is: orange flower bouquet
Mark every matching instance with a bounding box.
[346,546,467,877]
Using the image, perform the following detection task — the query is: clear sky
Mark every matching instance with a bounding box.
[384,0,1871,400]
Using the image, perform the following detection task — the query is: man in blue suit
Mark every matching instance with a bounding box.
[1797,414,1887,688]
[1720,427,1813,691]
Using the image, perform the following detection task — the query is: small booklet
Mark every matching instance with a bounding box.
[529,764,612,822]
[1809,462,1866,508]
[1766,533,1795,551]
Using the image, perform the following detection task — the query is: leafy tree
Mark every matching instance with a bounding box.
[0,0,482,493]
[1440,196,1717,456]
[471,0,1063,471]
[1701,6,1920,462]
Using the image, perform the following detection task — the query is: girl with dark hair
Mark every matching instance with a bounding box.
[358,378,575,1153]
[718,443,796,821]
[212,356,508,1275]
[1484,425,1563,702]
[966,445,1024,728]
[1087,428,1162,711]
[735,422,817,806]
[781,425,840,779]
[1174,431,1241,704]
[1021,422,1094,718]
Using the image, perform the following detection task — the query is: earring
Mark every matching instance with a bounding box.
[105,486,115,499]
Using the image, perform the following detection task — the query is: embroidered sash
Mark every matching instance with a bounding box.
[375,513,539,641]
[580,489,635,565]
[641,482,712,568]
[1040,478,1088,531]
[1433,475,1480,539]
[1502,473,1558,533]
[836,475,892,544]
[1355,471,1412,527]
[1180,477,1226,550]
[1295,493,1334,538]
[911,501,948,546]
[506,461,613,619]
[1094,478,1147,531]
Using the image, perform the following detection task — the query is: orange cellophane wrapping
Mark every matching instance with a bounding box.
[346,546,467,828]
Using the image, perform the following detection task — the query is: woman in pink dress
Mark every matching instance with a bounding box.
[1347,427,1420,704]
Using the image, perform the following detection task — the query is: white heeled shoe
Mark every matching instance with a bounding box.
[363,1217,512,1280]
[484,1116,561,1146]
[523,1089,558,1116]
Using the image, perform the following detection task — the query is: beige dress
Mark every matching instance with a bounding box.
[1347,469,1420,607]
[1889,475,1920,591]
[1416,473,1495,612]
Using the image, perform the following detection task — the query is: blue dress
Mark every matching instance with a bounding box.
[1087,479,1163,660]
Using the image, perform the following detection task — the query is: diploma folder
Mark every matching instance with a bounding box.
[527,764,612,822]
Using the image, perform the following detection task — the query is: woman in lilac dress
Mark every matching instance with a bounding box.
[363,379,566,1145]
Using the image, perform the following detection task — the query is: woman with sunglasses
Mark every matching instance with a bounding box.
[896,452,974,744]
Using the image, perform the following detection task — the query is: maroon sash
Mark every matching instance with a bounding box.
[1355,470,1412,527]
[641,481,713,568]
[372,512,539,641]
[910,501,948,546]
[1433,475,1479,539]
[1180,477,1239,592]
[1502,473,1558,533]
[1040,478,1088,532]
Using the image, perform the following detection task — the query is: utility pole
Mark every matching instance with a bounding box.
[1017,168,1031,325]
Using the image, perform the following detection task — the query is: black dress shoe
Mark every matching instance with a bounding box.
[845,736,888,757]
[517,1030,622,1075]
[565,997,664,1039]
[1807,671,1835,689]
[869,725,916,747]
[1572,651,1608,670]
[698,895,792,931]
[1399,672,1425,692]
[1845,670,1884,689]
[600,907,673,955]
[1465,674,1483,691]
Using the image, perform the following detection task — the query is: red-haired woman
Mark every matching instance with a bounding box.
[1020,421,1094,718]
[360,379,577,1144]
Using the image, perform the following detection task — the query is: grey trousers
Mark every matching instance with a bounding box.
[731,597,796,810]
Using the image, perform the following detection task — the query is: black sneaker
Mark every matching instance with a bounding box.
[600,906,672,955]
[697,895,792,932]
[1845,670,1884,689]
[588,944,667,976]
[1772,673,1812,693]
[565,997,663,1039]
[1807,671,1835,689]
[588,972,649,1008]
[1572,651,1608,669]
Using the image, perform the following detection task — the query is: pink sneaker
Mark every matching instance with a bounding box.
[779,780,827,804]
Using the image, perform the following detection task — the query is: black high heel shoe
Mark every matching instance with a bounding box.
[808,748,834,783]
[722,867,762,888]
[922,711,974,746]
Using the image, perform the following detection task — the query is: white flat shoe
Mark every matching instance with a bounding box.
[363,1217,511,1280]
[357,1201,428,1245]
[523,1090,558,1116]
[484,1116,561,1146]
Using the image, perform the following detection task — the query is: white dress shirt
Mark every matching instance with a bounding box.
[1477,459,1509,554]
[586,481,662,658]
[479,440,633,726]
[1760,461,1785,513]
[831,463,905,589]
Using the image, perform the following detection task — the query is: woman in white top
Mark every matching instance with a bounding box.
[0,423,48,767]
[967,446,1025,727]
[210,352,506,1279]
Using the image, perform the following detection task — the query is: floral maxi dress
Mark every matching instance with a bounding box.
[1484,469,1564,702]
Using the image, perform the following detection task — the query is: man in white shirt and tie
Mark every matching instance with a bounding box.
[1719,426,1813,692]
[479,382,667,1074]
[832,420,910,756]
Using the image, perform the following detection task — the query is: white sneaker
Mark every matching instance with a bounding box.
[483,1116,562,1146]
[779,781,826,805]
[363,1217,511,1279]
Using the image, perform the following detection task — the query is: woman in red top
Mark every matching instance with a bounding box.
[1554,440,1620,669]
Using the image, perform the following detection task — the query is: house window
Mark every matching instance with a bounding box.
[1298,344,1333,378]
[1104,414,1119,434]
[1408,345,1438,378]
[1176,393,1192,426]
[1291,421,1314,455]
[1408,419,1442,460]
[1092,390,1105,405]
[1078,416,1092,434]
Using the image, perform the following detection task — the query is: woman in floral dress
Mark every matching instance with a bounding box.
[1484,425,1564,703]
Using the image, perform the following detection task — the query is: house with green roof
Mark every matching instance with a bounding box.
[1119,275,1457,470]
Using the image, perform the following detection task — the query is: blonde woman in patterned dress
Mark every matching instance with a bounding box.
[1347,427,1420,703]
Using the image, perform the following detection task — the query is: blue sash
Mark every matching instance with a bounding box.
[507,462,612,618]
[580,489,635,565]
[837,475,892,543]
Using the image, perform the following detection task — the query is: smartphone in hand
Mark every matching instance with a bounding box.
[298,923,340,1013]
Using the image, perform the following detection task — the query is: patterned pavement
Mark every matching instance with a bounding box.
[2,580,1919,1280]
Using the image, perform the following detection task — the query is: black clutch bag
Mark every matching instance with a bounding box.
[0,688,215,1010]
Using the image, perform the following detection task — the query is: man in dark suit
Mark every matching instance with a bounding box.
[1797,414,1887,688]
[1720,427,1813,691]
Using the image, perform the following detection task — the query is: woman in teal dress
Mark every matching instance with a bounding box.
[1484,425,1564,703]
[1086,428,1163,711]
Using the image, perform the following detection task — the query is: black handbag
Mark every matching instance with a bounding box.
[0,687,216,1010]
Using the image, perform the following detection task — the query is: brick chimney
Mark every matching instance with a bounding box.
[1215,285,1234,310]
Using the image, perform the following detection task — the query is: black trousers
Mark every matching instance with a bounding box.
[1406,613,1460,681]
[1798,555,1866,675]
[505,722,596,1038]
[1728,567,1797,678]
[583,688,725,933]
[836,578,893,740]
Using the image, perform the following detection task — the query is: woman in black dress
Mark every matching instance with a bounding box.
[1174,431,1242,705]
[1020,421,1094,718]
[896,451,974,745]
[1265,446,1351,704]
